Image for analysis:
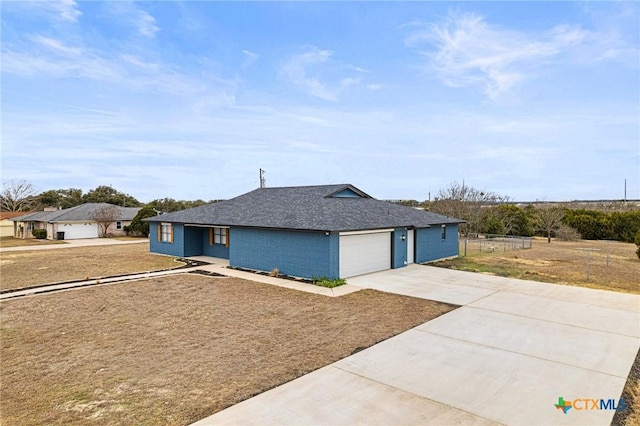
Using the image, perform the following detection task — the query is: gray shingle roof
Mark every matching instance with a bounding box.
[11,204,140,222]
[145,184,463,232]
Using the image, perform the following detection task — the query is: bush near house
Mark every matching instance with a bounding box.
[31,229,47,239]
[129,206,157,237]
[635,229,640,259]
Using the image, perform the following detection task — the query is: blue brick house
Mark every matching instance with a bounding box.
[145,184,463,279]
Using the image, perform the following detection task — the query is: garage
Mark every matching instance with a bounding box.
[59,222,99,239]
[339,230,392,278]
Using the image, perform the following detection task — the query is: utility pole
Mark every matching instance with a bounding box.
[259,169,266,188]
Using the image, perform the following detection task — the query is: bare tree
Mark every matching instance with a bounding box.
[430,182,510,235]
[535,206,565,243]
[1,180,37,211]
[91,205,120,238]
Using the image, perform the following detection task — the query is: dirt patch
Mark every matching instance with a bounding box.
[612,346,640,426]
[437,238,640,294]
[0,244,179,291]
[505,257,553,267]
[0,274,457,425]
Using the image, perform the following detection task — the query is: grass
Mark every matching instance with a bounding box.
[0,274,457,425]
[0,236,67,248]
[312,276,347,288]
[112,236,148,241]
[434,237,640,294]
[0,244,180,291]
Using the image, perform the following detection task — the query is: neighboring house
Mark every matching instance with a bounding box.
[0,211,28,238]
[12,203,141,240]
[145,184,464,279]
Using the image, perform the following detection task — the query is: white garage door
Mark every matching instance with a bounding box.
[339,230,392,278]
[60,223,99,239]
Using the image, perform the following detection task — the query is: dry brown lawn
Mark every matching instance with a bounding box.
[0,274,457,425]
[0,236,66,248]
[437,237,640,294]
[0,244,180,291]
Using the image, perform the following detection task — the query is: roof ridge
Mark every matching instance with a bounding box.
[257,183,351,190]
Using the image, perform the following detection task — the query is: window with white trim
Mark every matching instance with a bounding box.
[441,225,447,240]
[116,221,122,230]
[160,224,172,242]
[27,222,35,231]
[213,227,228,245]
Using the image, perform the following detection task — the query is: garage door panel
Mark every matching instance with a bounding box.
[339,232,391,278]
[60,223,99,239]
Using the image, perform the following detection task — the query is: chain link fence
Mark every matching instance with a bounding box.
[461,234,533,256]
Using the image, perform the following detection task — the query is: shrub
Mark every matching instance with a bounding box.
[269,268,280,277]
[635,229,640,260]
[312,276,346,288]
[129,206,157,237]
[556,225,581,241]
[32,229,47,239]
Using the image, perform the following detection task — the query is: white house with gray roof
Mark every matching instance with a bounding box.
[146,184,464,279]
[12,203,141,240]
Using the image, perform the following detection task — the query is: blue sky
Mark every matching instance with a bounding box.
[1,1,638,202]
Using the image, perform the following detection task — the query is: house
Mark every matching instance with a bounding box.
[146,184,464,279]
[12,203,141,240]
[0,211,27,238]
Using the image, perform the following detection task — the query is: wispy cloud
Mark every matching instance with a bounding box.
[242,49,259,69]
[406,12,590,100]
[280,46,365,101]
[281,46,338,101]
[105,2,159,38]
[27,0,82,22]
[2,35,235,97]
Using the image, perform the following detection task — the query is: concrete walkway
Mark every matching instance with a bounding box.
[1,256,361,300]
[193,264,640,426]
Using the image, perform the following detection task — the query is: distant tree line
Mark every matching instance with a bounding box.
[1,181,221,213]
[4,179,638,244]
[396,182,640,244]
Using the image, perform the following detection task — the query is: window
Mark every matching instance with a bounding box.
[441,225,447,240]
[208,228,228,246]
[159,223,173,243]
[27,222,35,231]
[214,227,226,245]
[116,221,122,230]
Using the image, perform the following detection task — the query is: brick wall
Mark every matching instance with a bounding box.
[230,227,338,279]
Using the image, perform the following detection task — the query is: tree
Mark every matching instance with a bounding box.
[83,186,142,207]
[535,206,565,243]
[129,206,158,237]
[147,198,211,213]
[430,181,510,235]
[497,204,534,236]
[38,188,84,210]
[1,180,37,211]
[91,205,120,237]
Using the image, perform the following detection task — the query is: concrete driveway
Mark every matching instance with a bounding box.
[193,265,640,426]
